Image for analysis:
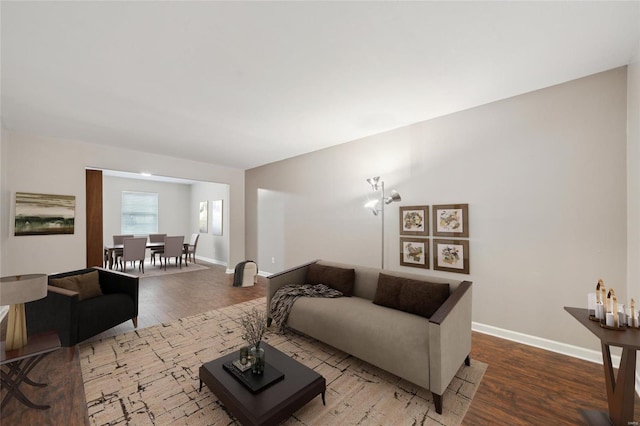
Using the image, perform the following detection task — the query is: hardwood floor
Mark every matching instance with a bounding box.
[1,262,638,425]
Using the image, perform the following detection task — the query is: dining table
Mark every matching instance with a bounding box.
[104,241,189,270]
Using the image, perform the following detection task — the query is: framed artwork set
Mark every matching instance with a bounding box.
[398,203,470,274]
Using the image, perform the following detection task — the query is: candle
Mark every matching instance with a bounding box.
[632,299,636,327]
[613,295,619,327]
[588,293,597,316]
[596,279,603,304]
[606,312,615,327]
[596,303,604,320]
[618,304,626,326]
[601,284,607,314]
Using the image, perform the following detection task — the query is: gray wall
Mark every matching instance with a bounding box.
[245,68,629,351]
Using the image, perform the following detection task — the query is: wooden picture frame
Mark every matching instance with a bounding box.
[399,205,429,236]
[432,204,469,237]
[15,192,75,236]
[400,237,429,269]
[433,239,469,274]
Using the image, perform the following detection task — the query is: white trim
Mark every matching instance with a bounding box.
[472,322,640,396]
[194,255,226,267]
[0,306,8,322]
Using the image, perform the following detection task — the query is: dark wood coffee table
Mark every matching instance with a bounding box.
[199,341,326,426]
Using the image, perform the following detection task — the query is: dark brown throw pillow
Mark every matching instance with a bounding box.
[306,263,355,297]
[373,273,450,318]
[49,275,78,293]
[50,270,103,301]
[75,270,103,301]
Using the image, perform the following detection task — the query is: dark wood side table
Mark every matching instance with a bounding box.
[1,331,61,410]
[565,307,640,426]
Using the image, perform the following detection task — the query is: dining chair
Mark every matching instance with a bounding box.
[184,233,199,264]
[113,234,133,268]
[120,237,147,273]
[148,233,167,265]
[160,236,185,271]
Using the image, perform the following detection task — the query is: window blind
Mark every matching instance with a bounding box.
[121,191,158,234]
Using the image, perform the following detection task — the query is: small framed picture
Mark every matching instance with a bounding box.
[433,204,469,237]
[400,237,429,269]
[199,201,208,233]
[433,239,469,274]
[399,205,429,236]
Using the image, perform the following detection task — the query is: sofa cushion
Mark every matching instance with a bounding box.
[50,270,103,301]
[306,263,355,296]
[373,273,449,318]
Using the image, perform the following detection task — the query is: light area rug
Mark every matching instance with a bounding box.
[118,259,208,278]
[79,298,486,426]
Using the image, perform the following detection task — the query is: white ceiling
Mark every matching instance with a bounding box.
[2,1,639,170]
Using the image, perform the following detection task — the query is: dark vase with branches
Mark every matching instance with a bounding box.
[240,308,267,374]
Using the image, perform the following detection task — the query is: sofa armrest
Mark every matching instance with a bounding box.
[428,281,472,395]
[26,285,80,347]
[95,267,139,318]
[266,260,318,316]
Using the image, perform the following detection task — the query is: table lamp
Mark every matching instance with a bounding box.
[0,274,48,350]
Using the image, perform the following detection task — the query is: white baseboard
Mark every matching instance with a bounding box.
[194,255,226,267]
[472,322,640,397]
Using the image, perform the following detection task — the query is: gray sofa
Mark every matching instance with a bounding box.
[267,260,472,414]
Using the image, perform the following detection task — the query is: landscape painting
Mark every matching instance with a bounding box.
[15,192,75,236]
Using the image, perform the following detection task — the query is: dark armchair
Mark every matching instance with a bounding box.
[25,267,139,347]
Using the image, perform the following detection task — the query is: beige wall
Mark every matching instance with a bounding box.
[0,132,245,275]
[246,68,629,351]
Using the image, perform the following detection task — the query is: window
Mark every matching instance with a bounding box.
[121,191,158,234]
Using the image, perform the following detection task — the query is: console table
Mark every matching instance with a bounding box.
[565,307,640,425]
[1,331,61,409]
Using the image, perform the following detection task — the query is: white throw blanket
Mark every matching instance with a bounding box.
[270,283,343,332]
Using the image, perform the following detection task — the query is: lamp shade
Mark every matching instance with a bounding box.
[384,190,402,204]
[366,176,380,191]
[0,274,48,306]
[365,199,380,216]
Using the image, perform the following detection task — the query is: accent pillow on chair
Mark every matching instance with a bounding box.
[49,270,103,301]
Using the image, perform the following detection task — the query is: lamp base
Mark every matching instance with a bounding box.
[6,303,28,350]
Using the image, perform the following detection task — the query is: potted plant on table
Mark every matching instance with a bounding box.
[240,307,267,374]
